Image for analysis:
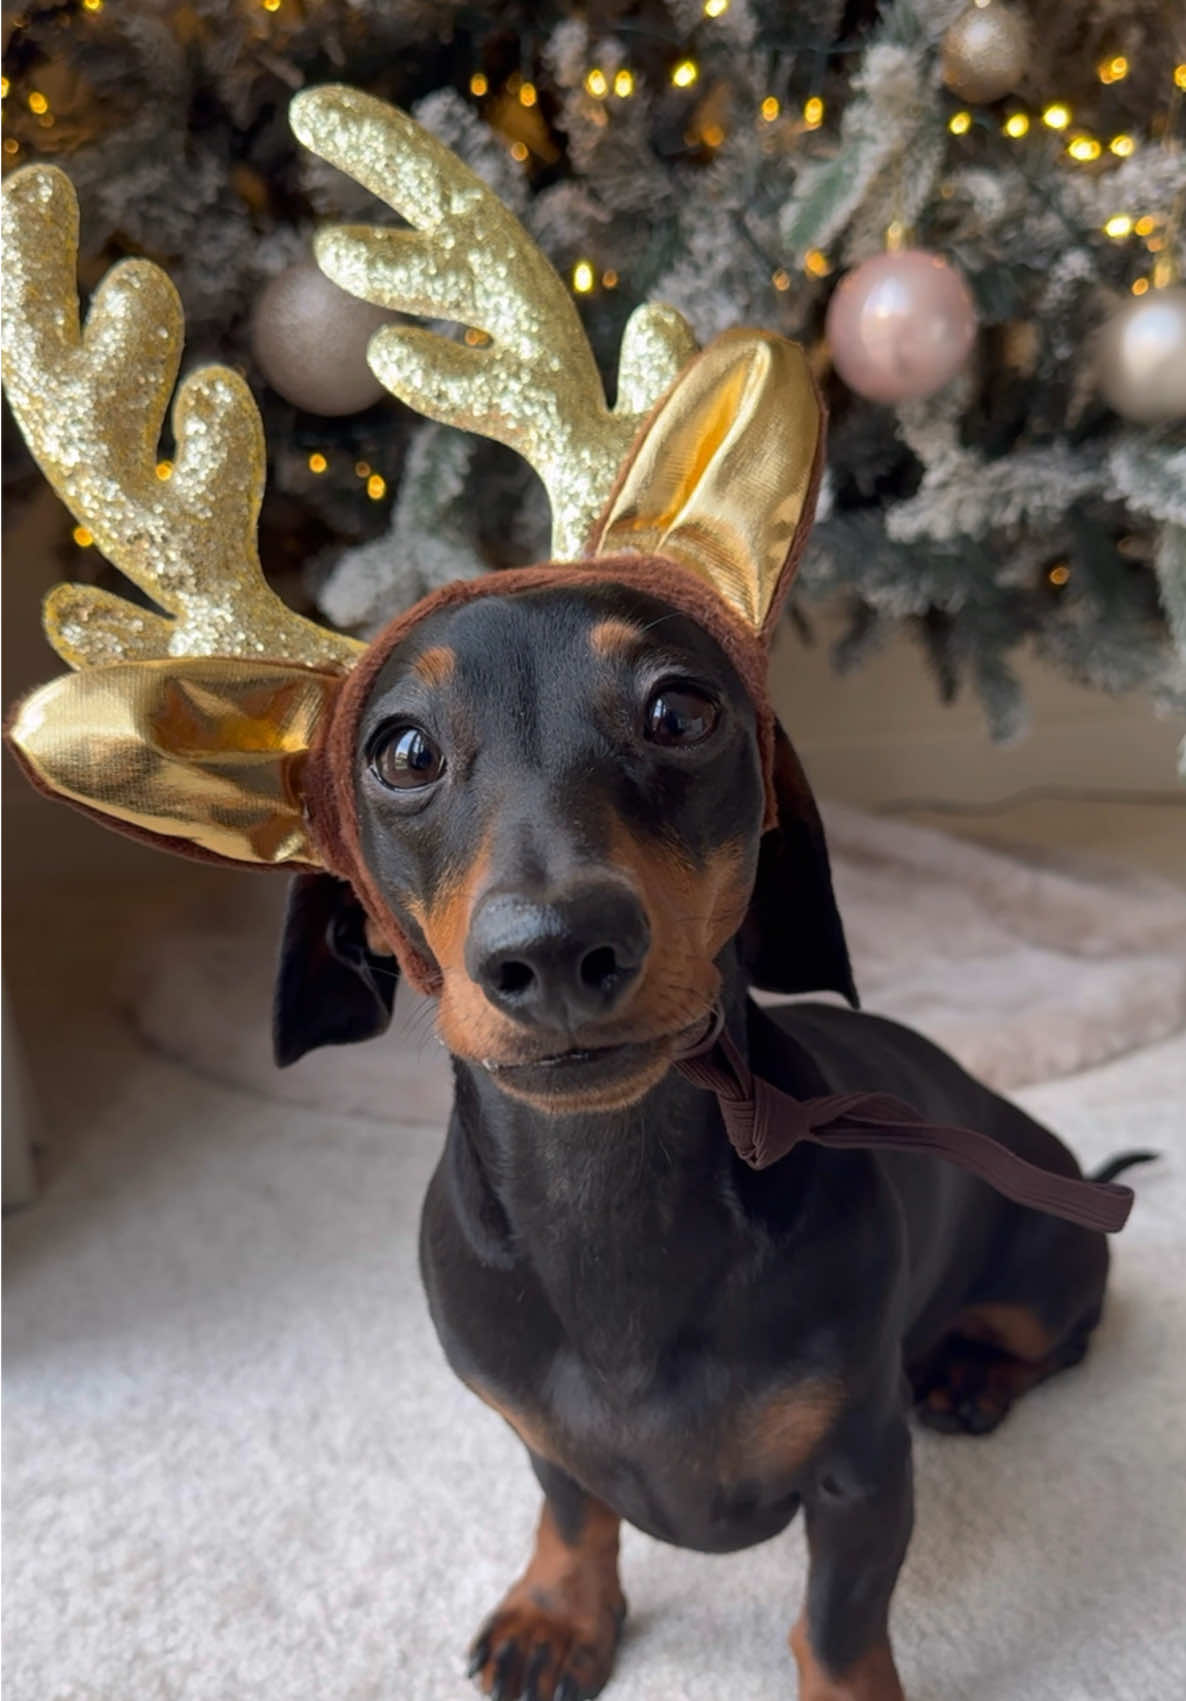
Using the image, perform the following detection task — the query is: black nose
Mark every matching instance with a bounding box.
[465,881,650,1029]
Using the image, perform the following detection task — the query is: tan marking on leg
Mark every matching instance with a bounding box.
[790,1614,904,1701]
[466,1382,564,1469]
[471,1499,626,1700]
[589,617,643,657]
[957,1301,1054,1362]
[410,644,455,687]
[733,1376,845,1479]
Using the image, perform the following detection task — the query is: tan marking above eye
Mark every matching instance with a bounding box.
[589,618,644,658]
[411,645,456,687]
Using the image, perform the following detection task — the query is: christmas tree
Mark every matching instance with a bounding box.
[3,0,1184,757]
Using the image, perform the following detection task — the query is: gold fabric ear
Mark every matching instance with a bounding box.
[8,658,340,868]
[590,330,823,639]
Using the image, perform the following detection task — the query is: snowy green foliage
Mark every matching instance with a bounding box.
[2,0,1183,742]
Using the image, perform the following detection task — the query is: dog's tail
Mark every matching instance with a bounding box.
[1090,1150,1160,1185]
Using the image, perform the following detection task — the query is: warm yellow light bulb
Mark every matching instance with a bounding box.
[155,460,174,481]
[27,90,48,114]
[613,69,634,98]
[262,0,281,11]
[509,141,529,162]
[585,68,608,98]
[704,0,729,15]
[948,110,972,135]
[469,72,488,97]
[760,95,780,122]
[1174,64,1186,91]
[82,0,103,9]
[1042,104,1071,130]
[307,453,327,475]
[1003,112,1029,138]
[72,526,94,548]
[1131,277,1150,296]
[771,269,791,292]
[366,474,387,500]
[1104,215,1133,239]
[1047,563,1071,587]
[519,81,537,107]
[1097,55,1128,84]
[572,260,595,294]
[0,77,8,99]
[1135,215,1157,237]
[803,249,831,278]
[803,96,824,128]
[1067,136,1101,162]
[672,60,699,89]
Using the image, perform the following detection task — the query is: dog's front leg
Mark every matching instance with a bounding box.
[789,1411,912,1701]
[468,1453,627,1701]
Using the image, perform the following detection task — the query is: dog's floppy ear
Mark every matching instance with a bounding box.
[737,721,858,1007]
[273,872,398,1066]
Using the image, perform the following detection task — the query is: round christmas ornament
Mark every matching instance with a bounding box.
[940,0,1030,105]
[250,260,397,415]
[825,249,978,404]
[1096,286,1186,424]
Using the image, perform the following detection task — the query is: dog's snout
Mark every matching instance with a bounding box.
[465,883,650,1028]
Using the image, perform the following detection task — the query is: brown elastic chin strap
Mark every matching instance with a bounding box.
[675,1012,1135,1234]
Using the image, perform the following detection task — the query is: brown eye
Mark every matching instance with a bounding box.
[645,685,719,747]
[371,724,445,790]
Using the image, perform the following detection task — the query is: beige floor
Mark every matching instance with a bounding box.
[3,799,1184,1701]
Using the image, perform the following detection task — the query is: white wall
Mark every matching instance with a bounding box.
[769,609,1183,809]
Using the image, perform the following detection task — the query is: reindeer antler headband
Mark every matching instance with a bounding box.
[4,85,822,919]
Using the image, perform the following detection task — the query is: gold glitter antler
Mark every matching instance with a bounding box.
[1,166,362,672]
[290,86,698,559]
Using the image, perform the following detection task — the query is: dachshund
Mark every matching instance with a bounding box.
[275,578,1147,1701]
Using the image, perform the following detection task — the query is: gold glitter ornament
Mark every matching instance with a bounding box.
[940,1,1030,106]
[0,165,363,673]
[290,84,698,559]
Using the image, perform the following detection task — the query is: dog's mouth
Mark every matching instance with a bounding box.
[481,1010,719,1112]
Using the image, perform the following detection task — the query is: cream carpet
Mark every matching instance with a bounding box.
[4,820,1186,1701]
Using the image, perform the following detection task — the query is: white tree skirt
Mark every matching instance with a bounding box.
[126,802,1186,1124]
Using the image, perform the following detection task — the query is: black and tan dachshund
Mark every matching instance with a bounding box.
[273,578,1149,1701]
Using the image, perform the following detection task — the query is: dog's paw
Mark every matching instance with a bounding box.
[466,1593,626,1701]
[913,1329,1089,1437]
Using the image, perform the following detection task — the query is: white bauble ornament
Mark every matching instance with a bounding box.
[251,262,396,415]
[941,1,1030,105]
[1097,287,1186,424]
[825,250,978,403]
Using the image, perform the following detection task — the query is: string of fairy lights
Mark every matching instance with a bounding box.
[944,55,1186,297]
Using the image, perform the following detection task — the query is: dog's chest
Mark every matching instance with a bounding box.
[479,1340,843,1553]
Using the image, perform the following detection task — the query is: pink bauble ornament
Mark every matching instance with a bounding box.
[825,250,978,403]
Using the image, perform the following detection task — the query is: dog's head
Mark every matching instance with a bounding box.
[276,571,854,1112]
[3,108,854,1119]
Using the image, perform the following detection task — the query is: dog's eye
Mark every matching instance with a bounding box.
[644,684,719,747]
[370,724,445,790]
